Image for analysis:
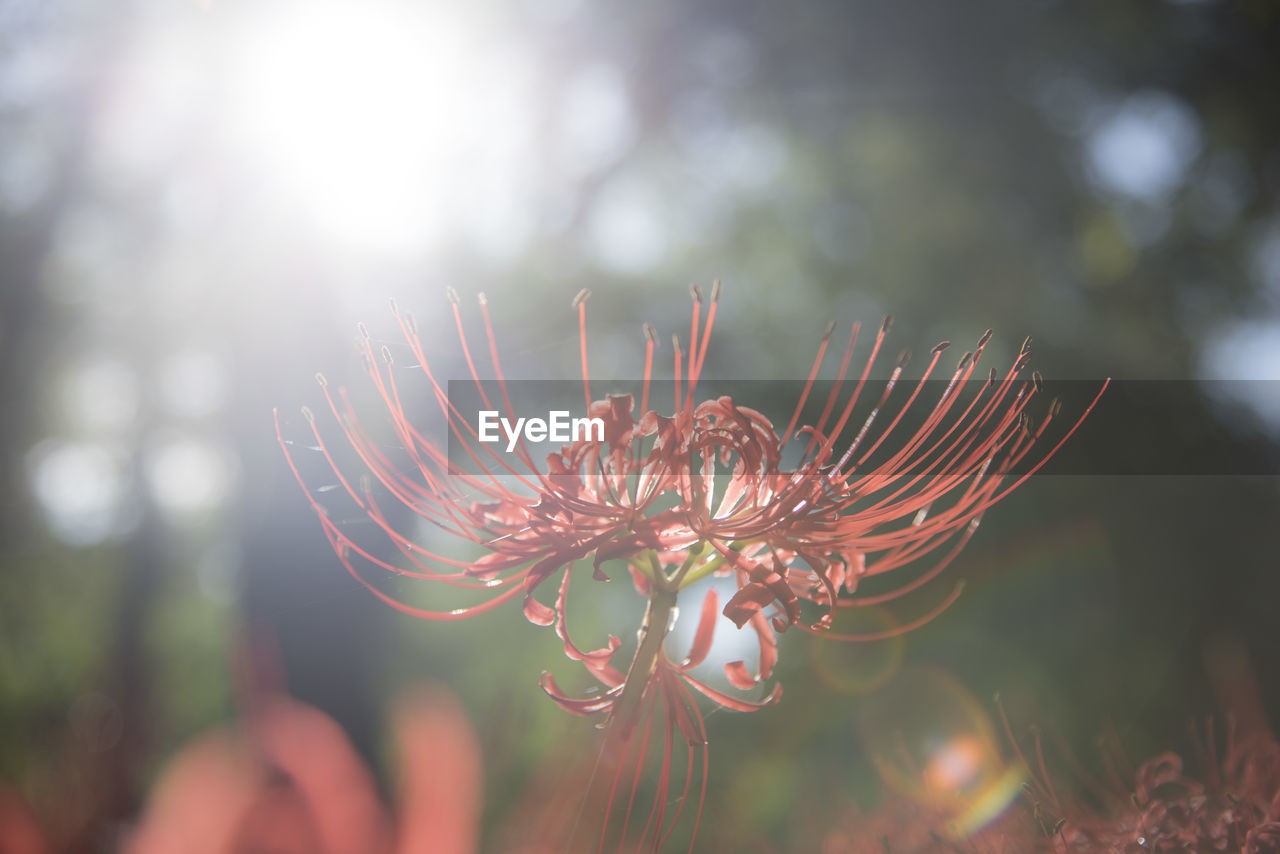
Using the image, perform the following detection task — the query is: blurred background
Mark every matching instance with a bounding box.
[2,0,1279,850]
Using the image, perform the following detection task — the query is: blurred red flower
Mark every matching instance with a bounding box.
[126,687,482,854]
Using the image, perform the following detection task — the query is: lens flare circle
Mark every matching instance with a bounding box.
[855,666,1023,838]
[809,605,905,695]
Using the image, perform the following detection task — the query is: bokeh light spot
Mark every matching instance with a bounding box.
[1085,91,1202,202]
[1200,320,1280,435]
[58,357,139,432]
[157,349,227,420]
[27,439,132,546]
[557,63,636,176]
[144,434,235,517]
[585,176,669,275]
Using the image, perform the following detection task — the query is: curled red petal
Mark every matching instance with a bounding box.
[722,582,775,629]
[681,589,720,669]
[522,592,555,627]
[751,610,778,681]
[539,672,618,716]
[722,611,778,689]
[724,661,756,690]
[681,672,782,712]
[553,568,624,686]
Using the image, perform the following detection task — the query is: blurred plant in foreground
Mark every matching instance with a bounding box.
[3,649,1277,853]
[277,285,1106,851]
[128,687,482,854]
[818,640,1280,854]
[1008,724,1280,853]
[991,638,1280,853]
[817,720,1280,854]
[0,682,482,854]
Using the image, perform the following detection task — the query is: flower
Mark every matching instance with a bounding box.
[277,284,1106,850]
[0,686,483,854]
[813,725,1280,854]
[0,784,48,854]
[124,687,482,854]
[991,640,1280,853]
[988,716,1280,853]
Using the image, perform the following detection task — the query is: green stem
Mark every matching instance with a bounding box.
[608,583,678,739]
[678,540,745,589]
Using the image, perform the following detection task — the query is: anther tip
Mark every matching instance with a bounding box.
[711,279,722,301]
[977,329,993,348]
[690,283,703,303]
[300,405,315,422]
[446,287,460,304]
[314,372,328,388]
[357,321,369,340]
[880,315,894,335]
[1020,335,1033,355]
[572,288,591,308]
[1032,370,1044,393]
[643,322,659,344]
[388,297,399,315]
[932,340,951,355]
[477,292,488,306]
[822,320,837,341]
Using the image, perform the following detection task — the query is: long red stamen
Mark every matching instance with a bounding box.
[672,334,683,418]
[780,319,836,449]
[641,323,657,415]
[686,285,702,414]
[802,321,861,463]
[813,580,965,641]
[446,289,496,412]
[692,280,720,383]
[574,288,592,412]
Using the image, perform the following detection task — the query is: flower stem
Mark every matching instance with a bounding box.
[679,540,744,589]
[609,582,678,739]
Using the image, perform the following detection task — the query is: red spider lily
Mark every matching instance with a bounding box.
[807,724,1280,854]
[126,688,482,854]
[276,284,1106,851]
[994,708,1280,852]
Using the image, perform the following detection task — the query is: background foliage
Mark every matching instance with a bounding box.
[2,0,1278,849]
